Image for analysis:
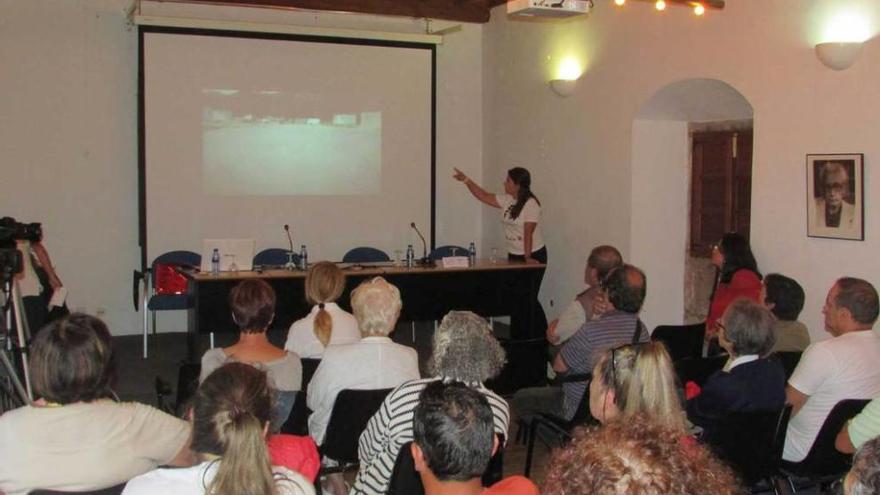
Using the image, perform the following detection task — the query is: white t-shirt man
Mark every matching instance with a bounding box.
[784,330,880,461]
[495,194,544,256]
[285,303,361,359]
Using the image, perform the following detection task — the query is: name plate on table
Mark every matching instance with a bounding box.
[440,256,470,268]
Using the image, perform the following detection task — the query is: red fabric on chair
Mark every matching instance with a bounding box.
[154,263,187,295]
[267,434,321,483]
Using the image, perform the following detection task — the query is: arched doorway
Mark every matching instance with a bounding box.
[630,78,754,328]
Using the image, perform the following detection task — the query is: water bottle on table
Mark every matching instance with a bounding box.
[468,242,477,267]
[211,248,220,276]
[299,245,308,270]
[406,244,414,268]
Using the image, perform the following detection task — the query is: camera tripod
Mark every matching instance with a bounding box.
[0,278,33,413]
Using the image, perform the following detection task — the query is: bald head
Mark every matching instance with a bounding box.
[604,264,647,314]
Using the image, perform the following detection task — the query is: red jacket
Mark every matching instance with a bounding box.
[706,269,762,336]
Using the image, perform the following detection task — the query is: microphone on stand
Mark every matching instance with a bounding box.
[283,224,297,270]
[410,222,433,267]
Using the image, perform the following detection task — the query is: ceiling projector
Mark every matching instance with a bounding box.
[507,0,592,17]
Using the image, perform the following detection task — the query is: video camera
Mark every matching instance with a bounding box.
[0,217,38,282]
[0,217,43,245]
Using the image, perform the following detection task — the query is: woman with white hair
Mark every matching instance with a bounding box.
[351,310,509,495]
[306,276,419,445]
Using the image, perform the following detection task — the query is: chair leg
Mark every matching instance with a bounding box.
[524,419,538,477]
[210,332,215,349]
[142,303,149,359]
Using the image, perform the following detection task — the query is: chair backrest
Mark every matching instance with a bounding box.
[253,248,298,267]
[280,358,322,436]
[774,351,803,380]
[150,250,201,292]
[387,435,506,495]
[704,404,793,486]
[794,399,870,476]
[429,245,468,261]
[650,323,706,362]
[301,358,321,394]
[673,355,728,387]
[31,484,127,495]
[321,388,392,463]
[342,247,390,263]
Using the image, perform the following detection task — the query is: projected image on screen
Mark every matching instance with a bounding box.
[202,89,382,196]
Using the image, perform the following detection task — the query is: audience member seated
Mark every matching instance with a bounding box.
[837,397,880,454]
[589,341,686,431]
[687,299,786,436]
[285,261,360,359]
[762,273,811,353]
[845,436,880,495]
[706,232,762,347]
[0,314,193,495]
[124,363,314,495]
[784,277,880,462]
[546,245,622,346]
[200,279,301,433]
[512,264,649,423]
[307,277,419,494]
[352,311,510,494]
[543,415,740,495]
[411,381,539,495]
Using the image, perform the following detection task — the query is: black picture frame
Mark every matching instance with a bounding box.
[806,153,864,241]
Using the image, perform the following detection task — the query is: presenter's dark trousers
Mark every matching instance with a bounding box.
[508,247,548,339]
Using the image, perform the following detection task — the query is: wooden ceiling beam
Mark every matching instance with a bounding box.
[174,0,496,23]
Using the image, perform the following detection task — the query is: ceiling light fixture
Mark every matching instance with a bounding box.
[655,0,666,11]
[693,3,705,16]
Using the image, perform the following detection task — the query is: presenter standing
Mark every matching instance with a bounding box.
[453,166,547,337]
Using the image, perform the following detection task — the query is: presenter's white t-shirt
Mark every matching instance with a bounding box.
[495,194,544,256]
[784,330,880,461]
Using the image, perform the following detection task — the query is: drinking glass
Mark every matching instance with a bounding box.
[490,248,500,264]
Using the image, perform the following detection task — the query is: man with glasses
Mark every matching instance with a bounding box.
[813,161,857,235]
[511,264,649,423]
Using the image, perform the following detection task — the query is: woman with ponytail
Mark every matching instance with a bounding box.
[453,166,548,337]
[200,279,301,433]
[124,363,314,495]
[285,262,360,359]
[588,341,687,432]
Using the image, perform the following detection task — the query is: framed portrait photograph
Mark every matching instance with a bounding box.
[806,153,864,241]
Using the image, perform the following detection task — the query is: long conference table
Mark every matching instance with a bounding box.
[180,259,548,394]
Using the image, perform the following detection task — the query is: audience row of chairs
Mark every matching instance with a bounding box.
[134,245,471,358]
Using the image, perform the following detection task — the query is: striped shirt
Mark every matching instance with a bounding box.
[559,310,648,419]
[352,377,510,495]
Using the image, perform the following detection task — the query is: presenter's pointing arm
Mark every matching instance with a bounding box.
[454,168,500,208]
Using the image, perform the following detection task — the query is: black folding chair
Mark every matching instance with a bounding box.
[386,435,506,495]
[773,351,803,380]
[522,373,594,477]
[703,404,793,492]
[780,399,870,493]
[319,388,393,474]
[651,322,706,362]
[31,484,126,495]
[674,354,728,387]
[281,357,321,435]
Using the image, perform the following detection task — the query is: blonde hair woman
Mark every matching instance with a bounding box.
[589,341,686,431]
[124,363,314,495]
[286,262,359,359]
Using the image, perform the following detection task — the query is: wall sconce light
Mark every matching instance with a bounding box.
[815,41,863,70]
[549,78,578,97]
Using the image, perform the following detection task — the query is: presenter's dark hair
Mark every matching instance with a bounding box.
[413,381,495,482]
[764,273,806,321]
[603,264,647,314]
[229,279,276,332]
[30,313,115,404]
[506,167,540,220]
[717,232,761,284]
[835,277,880,325]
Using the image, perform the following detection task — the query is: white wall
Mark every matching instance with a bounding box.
[483,0,880,341]
[1,1,484,335]
[630,120,688,329]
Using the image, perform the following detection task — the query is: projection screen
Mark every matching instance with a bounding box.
[139,26,435,268]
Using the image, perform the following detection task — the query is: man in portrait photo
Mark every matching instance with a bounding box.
[810,160,861,239]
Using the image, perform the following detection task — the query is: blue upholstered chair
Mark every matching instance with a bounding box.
[141,250,200,359]
[342,246,390,263]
